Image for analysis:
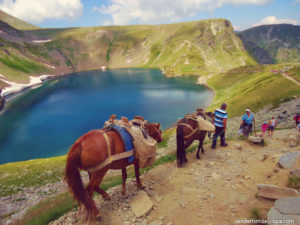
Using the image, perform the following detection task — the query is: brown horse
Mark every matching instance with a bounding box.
[64,120,162,220]
[176,112,213,167]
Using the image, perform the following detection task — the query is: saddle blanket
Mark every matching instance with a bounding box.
[111,124,135,163]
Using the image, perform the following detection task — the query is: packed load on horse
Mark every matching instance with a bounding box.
[176,108,214,167]
[64,115,162,220]
[104,115,158,168]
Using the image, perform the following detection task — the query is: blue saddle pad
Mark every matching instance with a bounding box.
[111,124,135,163]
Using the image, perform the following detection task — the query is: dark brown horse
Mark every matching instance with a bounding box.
[176,112,213,167]
[64,119,162,220]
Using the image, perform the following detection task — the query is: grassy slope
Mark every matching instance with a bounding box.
[0,39,53,84]
[0,10,39,30]
[30,19,256,76]
[207,63,300,116]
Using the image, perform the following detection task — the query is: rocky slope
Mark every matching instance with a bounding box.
[238,24,300,64]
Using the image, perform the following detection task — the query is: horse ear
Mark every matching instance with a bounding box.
[157,123,161,130]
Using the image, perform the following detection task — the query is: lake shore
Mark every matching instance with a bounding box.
[0,74,55,97]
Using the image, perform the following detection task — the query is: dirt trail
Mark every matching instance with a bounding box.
[51,129,300,225]
[281,72,300,86]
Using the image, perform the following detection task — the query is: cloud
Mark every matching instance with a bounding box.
[253,16,299,27]
[0,0,83,23]
[294,0,300,3]
[93,0,274,25]
[233,25,241,30]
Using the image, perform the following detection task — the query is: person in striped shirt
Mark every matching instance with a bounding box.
[211,103,228,149]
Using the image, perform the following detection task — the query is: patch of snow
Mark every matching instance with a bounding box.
[0,75,54,97]
[32,39,52,43]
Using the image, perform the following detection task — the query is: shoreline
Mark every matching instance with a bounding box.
[0,68,215,104]
[0,74,55,98]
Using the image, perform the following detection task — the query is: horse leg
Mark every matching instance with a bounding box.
[134,161,144,189]
[89,170,110,200]
[121,168,127,196]
[196,141,201,159]
[86,172,108,219]
[95,187,110,201]
[183,138,194,163]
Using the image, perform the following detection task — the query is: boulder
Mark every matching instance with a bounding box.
[278,152,300,169]
[247,136,264,144]
[130,191,153,217]
[233,143,242,150]
[275,197,300,215]
[257,184,299,200]
[287,134,300,147]
[268,207,300,225]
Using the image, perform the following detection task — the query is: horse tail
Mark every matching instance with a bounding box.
[176,125,185,167]
[64,141,98,218]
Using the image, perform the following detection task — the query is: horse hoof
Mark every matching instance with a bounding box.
[96,216,102,221]
[104,195,111,201]
[138,184,145,190]
[196,156,200,160]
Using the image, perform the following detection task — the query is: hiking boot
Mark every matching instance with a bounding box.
[221,143,228,147]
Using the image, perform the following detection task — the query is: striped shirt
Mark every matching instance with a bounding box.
[214,108,228,127]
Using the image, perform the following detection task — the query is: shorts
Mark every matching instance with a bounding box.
[268,126,275,131]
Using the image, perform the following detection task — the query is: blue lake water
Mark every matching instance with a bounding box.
[0,69,213,164]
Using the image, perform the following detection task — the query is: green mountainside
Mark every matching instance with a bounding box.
[0,18,256,88]
[238,24,300,64]
[207,63,300,116]
[0,10,39,30]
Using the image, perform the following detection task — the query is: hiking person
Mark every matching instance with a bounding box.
[261,122,268,138]
[294,113,300,128]
[211,103,228,149]
[268,117,277,137]
[241,109,255,137]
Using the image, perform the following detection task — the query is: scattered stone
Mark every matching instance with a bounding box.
[148,220,163,225]
[287,134,300,147]
[267,207,300,225]
[233,143,242,150]
[181,187,200,194]
[130,191,154,217]
[248,136,264,144]
[179,200,185,208]
[262,154,269,161]
[278,152,300,169]
[257,184,299,200]
[153,195,163,203]
[211,172,221,180]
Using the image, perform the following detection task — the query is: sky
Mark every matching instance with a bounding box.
[0,0,299,31]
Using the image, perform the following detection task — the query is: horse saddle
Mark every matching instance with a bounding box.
[106,124,135,163]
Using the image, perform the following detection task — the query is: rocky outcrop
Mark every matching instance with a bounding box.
[0,89,5,110]
[257,184,299,200]
[278,152,300,169]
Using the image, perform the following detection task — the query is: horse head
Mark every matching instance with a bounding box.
[146,122,163,143]
[205,111,214,119]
